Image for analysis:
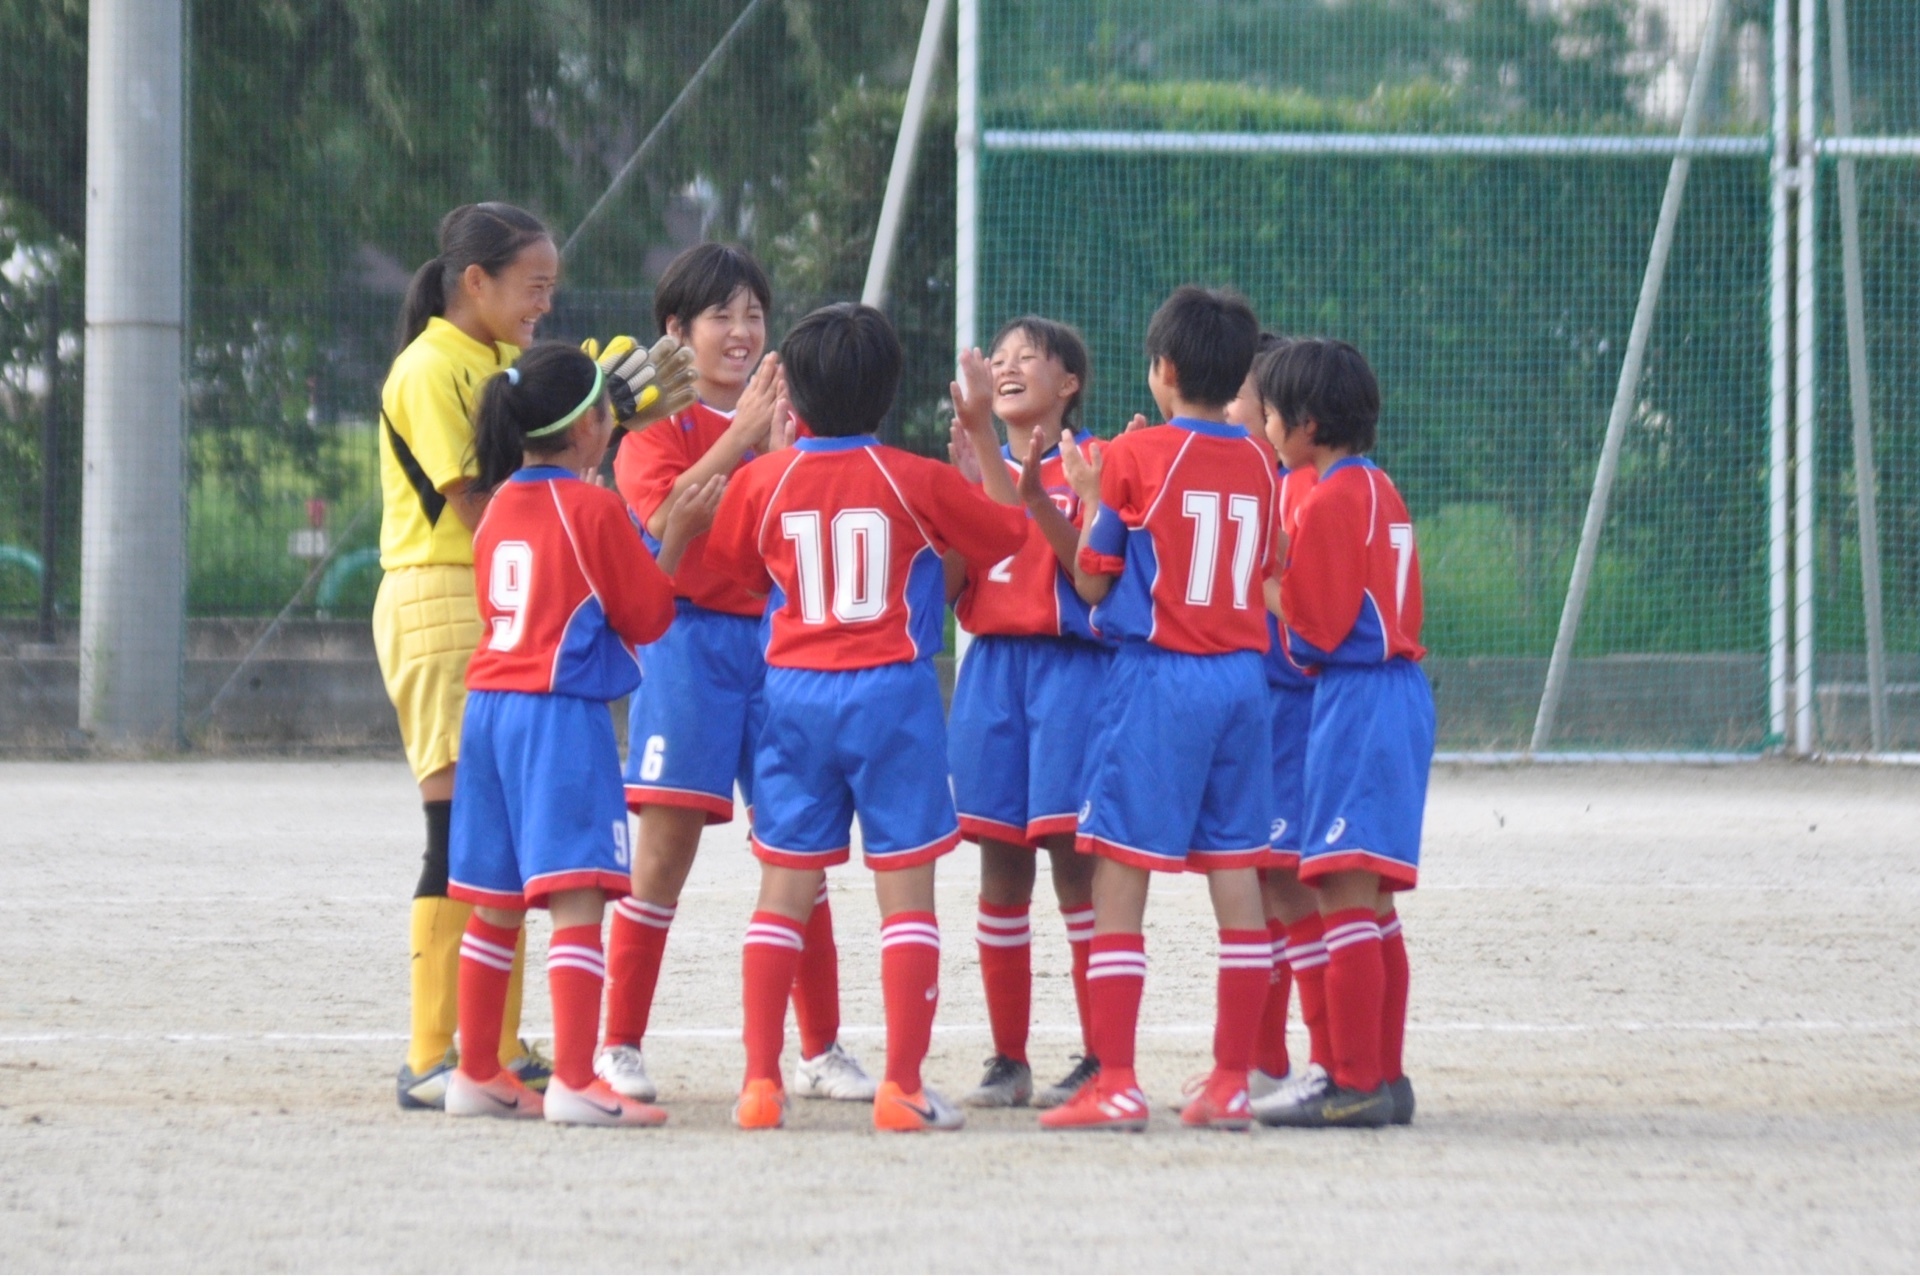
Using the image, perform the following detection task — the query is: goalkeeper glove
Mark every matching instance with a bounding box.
[583,334,700,427]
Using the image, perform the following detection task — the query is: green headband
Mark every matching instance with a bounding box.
[524,363,606,438]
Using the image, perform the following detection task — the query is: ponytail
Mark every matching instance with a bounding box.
[472,342,606,490]
[396,202,551,353]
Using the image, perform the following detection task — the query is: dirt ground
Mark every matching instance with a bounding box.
[1,759,1916,1272]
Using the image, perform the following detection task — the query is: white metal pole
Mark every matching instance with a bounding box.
[1826,0,1889,750]
[80,0,187,746]
[1530,0,1731,753]
[1767,0,1792,747]
[1793,0,1819,755]
[954,0,979,357]
[951,0,980,671]
[862,0,952,308]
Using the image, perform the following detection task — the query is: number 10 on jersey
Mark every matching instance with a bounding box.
[781,508,890,624]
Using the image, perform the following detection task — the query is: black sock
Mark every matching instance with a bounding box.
[415,800,451,898]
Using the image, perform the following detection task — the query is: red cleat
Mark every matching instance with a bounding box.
[1037,1075,1151,1132]
[1179,1069,1253,1131]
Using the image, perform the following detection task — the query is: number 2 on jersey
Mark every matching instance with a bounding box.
[1182,491,1262,608]
[781,508,891,624]
[487,541,534,651]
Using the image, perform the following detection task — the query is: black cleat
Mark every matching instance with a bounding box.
[1255,1070,1392,1128]
[1033,1054,1101,1110]
[1387,1074,1415,1125]
[962,1054,1034,1108]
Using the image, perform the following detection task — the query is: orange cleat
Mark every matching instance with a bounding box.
[444,1067,545,1120]
[545,1077,669,1127]
[1179,1069,1253,1131]
[1037,1075,1151,1132]
[733,1077,788,1130]
[873,1080,965,1132]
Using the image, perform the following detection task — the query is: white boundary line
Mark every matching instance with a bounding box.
[1435,751,1765,765]
[2,1019,1909,1045]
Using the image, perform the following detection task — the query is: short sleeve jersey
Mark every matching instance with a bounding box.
[705,435,1028,671]
[612,400,763,617]
[953,443,1099,642]
[1281,457,1427,668]
[1079,418,1279,656]
[1265,464,1319,688]
[467,467,678,700]
[378,316,518,570]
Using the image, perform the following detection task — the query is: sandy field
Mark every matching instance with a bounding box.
[1,759,1916,1272]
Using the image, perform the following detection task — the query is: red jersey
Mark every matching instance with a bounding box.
[467,467,677,699]
[705,435,1028,670]
[1281,456,1426,667]
[1265,465,1319,688]
[953,443,1099,642]
[1078,418,1279,656]
[613,401,762,617]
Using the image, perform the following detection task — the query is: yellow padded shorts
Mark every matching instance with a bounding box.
[373,565,482,781]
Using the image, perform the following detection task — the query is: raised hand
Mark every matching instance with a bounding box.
[731,353,784,450]
[949,346,994,435]
[1017,426,1047,506]
[656,473,727,575]
[1124,412,1151,434]
[1058,427,1104,506]
[949,421,985,485]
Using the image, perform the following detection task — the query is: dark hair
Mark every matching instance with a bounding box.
[472,342,606,489]
[989,315,1091,429]
[1255,330,1288,357]
[1256,337,1381,454]
[780,303,903,438]
[1143,285,1260,409]
[652,242,773,337]
[397,203,551,353]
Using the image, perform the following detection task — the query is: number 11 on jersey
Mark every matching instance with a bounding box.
[1182,491,1262,608]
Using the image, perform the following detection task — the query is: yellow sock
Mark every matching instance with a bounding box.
[408,895,472,1075]
[500,924,528,1069]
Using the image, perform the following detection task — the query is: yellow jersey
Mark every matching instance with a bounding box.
[377,316,520,569]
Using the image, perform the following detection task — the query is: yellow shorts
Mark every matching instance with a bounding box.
[373,565,482,781]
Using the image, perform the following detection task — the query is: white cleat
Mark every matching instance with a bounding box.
[594,1044,657,1101]
[1249,1061,1328,1123]
[1249,1065,1304,1101]
[544,1077,668,1127]
[445,1068,544,1119]
[792,1041,878,1101]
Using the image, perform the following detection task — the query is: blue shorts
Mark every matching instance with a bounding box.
[450,690,633,909]
[1076,644,1271,873]
[623,602,765,823]
[1299,659,1436,891]
[751,661,961,871]
[1266,682,1316,867]
[950,635,1112,849]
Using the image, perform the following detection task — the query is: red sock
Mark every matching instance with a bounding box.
[1061,905,1095,1053]
[1086,933,1146,1077]
[1255,917,1293,1076]
[880,912,941,1093]
[1380,910,1409,1083]
[547,924,605,1091]
[1214,928,1271,1074]
[1322,908,1385,1093]
[456,915,519,1083]
[792,883,842,1059]
[602,896,674,1048]
[1285,912,1333,1069]
[742,912,804,1086]
[976,899,1032,1064]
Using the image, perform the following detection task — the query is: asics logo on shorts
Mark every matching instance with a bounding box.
[1325,817,1347,843]
[1079,800,1093,822]
[1270,818,1287,841]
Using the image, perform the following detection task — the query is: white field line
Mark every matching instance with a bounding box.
[1,1019,1911,1046]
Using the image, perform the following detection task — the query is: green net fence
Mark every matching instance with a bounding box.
[970,0,1912,753]
[0,0,1914,754]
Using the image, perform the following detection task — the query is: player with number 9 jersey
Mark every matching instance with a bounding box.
[454,466,677,909]
[1073,418,1280,873]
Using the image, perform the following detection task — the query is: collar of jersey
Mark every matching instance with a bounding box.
[424,315,514,366]
[509,464,576,484]
[1322,455,1377,480]
[793,434,880,453]
[1168,416,1247,439]
[999,440,1062,462]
